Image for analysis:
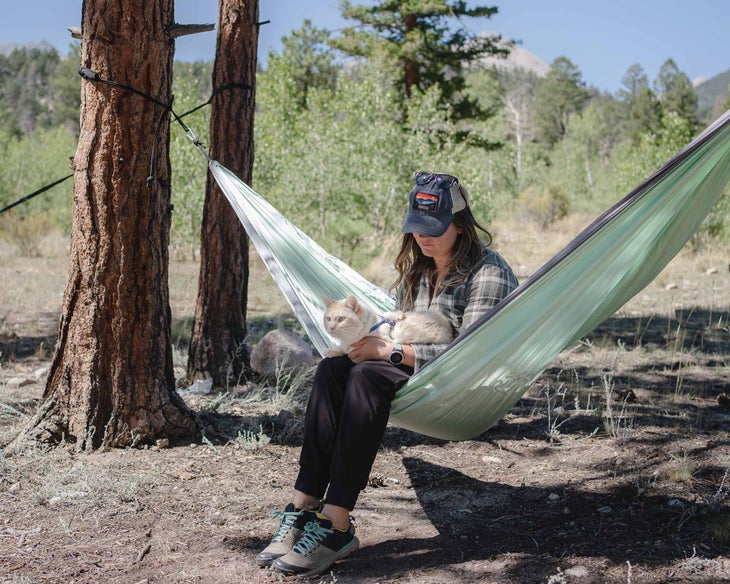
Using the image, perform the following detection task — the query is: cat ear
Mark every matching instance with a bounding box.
[322,296,334,307]
[345,295,360,313]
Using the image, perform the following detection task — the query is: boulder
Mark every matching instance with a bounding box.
[250,329,316,377]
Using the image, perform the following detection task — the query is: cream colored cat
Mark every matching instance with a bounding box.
[323,296,453,357]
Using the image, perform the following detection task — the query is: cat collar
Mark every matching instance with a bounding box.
[369,317,396,335]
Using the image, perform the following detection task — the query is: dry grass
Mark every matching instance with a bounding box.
[1,218,729,584]
[1,215,728,326]
[705,513,730,546]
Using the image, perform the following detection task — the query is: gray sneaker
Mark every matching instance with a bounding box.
[272,513,359,577]
[255,503,318,567]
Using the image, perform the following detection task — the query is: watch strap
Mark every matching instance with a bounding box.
[389,343,404,365]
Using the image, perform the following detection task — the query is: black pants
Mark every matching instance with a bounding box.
[294,356,413,510]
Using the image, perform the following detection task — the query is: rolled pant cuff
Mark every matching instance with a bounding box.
[294,471,328,502]
[324,481,360,511]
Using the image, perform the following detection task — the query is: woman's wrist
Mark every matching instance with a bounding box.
[391,343,415,368]
[403,344,415,368]
[387,342,405,365]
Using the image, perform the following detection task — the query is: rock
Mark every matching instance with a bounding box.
[181,378,213,395]
[565,565,590,578]
[481,455,502,463]
[49,491,87,505]
[250,329,316,377]
[615,388,636,402]
[6,377,35,389]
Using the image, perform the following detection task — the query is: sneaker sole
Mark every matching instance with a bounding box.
[255,552,283,567]
[275,536,360,577]
[256,507,320,569]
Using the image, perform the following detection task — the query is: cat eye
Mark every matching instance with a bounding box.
[414,171,458,189]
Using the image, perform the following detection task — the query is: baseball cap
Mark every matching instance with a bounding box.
[401,172,469,237]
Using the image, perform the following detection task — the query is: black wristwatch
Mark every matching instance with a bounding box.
[388,343,404,365]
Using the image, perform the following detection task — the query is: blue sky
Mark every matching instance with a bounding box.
[1,0,728,93]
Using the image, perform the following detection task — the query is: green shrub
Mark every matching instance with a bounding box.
[0,212,54,257]
[517,184,570,228]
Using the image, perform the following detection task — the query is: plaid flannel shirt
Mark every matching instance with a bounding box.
[397,245,519,371]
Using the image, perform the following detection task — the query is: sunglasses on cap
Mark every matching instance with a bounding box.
[414,171,459,189]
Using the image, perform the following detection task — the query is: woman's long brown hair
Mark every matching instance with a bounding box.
[392,207,492,310]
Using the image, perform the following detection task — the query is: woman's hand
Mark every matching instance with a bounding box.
[348,337,415,367]
[347,336,390,363]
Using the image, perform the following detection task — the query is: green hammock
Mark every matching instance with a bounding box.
[210,111,730,441]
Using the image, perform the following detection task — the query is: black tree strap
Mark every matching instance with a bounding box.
[78,67,174,113]
[2,69,253,214]
[79,66,254,180]
[179,82,253,119]
[0,174,74,216]
[79,66,194,180]
[79,67,253,138]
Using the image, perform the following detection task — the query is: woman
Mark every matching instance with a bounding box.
[257,171,518,577]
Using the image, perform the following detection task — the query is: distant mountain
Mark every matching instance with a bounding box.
[475,32,729,120]
[694,69,730,120]
[474,34,551,78]
[0,40,57,56]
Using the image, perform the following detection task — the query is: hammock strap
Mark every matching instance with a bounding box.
[77,67,253,175]
[0,174,74,216]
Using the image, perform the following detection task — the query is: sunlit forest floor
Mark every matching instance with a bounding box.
[1,215,729,583]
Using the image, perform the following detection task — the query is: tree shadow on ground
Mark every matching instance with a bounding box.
[223,454,728,582]
[195,305,730,450]
[378,306,730,450]
[0,333,55,361]
[345,456,726,582]
[587,308,729,355]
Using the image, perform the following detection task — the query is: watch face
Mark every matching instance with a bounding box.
[389,350,404,365]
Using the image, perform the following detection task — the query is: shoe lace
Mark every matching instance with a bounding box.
[292,520,332,555]
[271,509,301,543]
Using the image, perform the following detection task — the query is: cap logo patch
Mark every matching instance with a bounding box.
[414,192,440,213]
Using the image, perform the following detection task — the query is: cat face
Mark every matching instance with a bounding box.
[323,296,365,341]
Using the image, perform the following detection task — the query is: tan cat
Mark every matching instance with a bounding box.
[323,296,453,357]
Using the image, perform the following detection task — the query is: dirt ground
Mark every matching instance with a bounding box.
[1,223,729,584]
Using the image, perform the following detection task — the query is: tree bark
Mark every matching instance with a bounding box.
[187,0,258,388]
[13,0,195,451]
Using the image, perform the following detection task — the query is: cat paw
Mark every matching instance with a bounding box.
[325,348,345,358]
[384,311,407,321]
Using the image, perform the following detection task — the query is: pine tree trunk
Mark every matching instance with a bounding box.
[14,0,195,451]
[187,0,258,388]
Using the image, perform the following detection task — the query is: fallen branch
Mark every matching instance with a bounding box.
[134,543,152,564]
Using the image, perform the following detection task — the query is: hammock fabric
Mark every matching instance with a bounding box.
[210,110,730,441]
